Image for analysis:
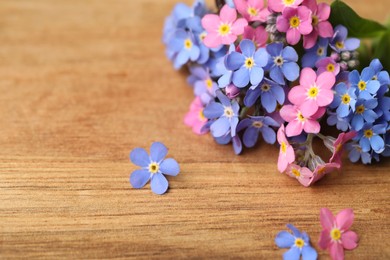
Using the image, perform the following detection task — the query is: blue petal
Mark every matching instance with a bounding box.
[349,148,360,162]
[160,158,180,176]
[226,52,245,71]
[218,71,232,88]
[261,92,277,113]
[237,118,252,132]
[215,134,231,145]
[337,104,350,118]
[302,246,318,260]
[275,231,295,248]
[363,109,378,123]
[240,39,255,57]
[254,48,269,67]
[361,152,372,164]
[210,117,231,137]
[232,135,243,155]
[270,67,285,85]
[345,38,360,51]
[282,46,298,62]
[250,66,264,86]
[130,148,150,167]
[361,67,375,82]
[243,127,259,148]
[351,115,364,131]
[349,70,360,85]
[281,62,300,82]
[203,102,224,119]
[130,169,151,188]
[373,123,387,135]
[230,117,239,137]
[365,98,378,109]
[150,142,168,162]
[232,67,250,88]
[302,51,318,68]
[359,137,371,152]
[370,58,383,72]
[244,87,261,107]
[174,50,190,69]
[287,224,302,237]
[266,42,283,57]
[216,90,232,107]
[371,135,385,153]
[366,80,380,94]
[261,126,276,144]
[151,172,169,195]
[271,84,285,104]
[283,246,301,260]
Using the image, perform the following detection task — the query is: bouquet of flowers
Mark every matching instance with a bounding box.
[162,0,390,186]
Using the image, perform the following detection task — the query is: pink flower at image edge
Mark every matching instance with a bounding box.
[184,97,208,135]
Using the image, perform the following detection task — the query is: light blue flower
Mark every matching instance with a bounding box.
[237,116,280,148]
[244,78,285,112]
[330,82,357,118]
[346,142,372,164]
[168,29,200,69]
[356,123,387,153]
[349,68,380,100]
[327,112,351,132]
[330,25,360,53]
[351,99,378,131]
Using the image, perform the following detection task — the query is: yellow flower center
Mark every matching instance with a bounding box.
[317,47,324,56]
[224,107,234,118]
[312,15,319,26]
[184,39,193,49]
[205,79,213,89]
[274,56,284,66]
[330,228,341,241]
[364,129,373,138]
[307,86,319,98]
[335,41,344,50]
[247,7,258,16]
[148,162,159,174]
[283,0,296,6]
[326,63,335,72]
[289,16,300,28]
[356,105,365,115]
[292,168,301,178]
[199,109,206,121]
[261,83,271,92]
[297,112,306,122]
[244,57,255,69]
[294,238,305,248]
[341,94,351,104]
[281,142,287,153]
[252,121,263,128]
[358,80,367,91]
[218,23,231,36]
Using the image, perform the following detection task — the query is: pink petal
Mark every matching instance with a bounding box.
[286,28,301,45]
[283,7,298,18]
[336,208,355,231]
[221,34,237,45]
[303,119,320,134]
[302,0,317,12]
[184,112,196,126]
[320,208,335,230]
[317,89,334,107]
[277,125,287,144]
[220,5,237,22]
[317,3,331,20]
[268,0,284,12]
[203,33,222,48]
[280,105,298,122]
[312,107,326,119]
[276,15,290,33]
[234,0,247,17]
[318,21,334,38]
[288,86,307,106]
[316,71,336,89]
[201,14,221,31]
[299,68,317,87]
[193,121,207,135]
[299,20,314,35]
[300,99,319,118]
[278,153,288,172]
[287,146,295,163]
[286,120,303,137]
[341,231,359,250]
[249,0,263,8]
[318,229,331,249]
[257,8,271,22]
[303,31,318,49]
[297,5,312,21]
[330,242,345,260]
[232,18,248,35]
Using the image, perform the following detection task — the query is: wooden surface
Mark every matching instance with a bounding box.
[0,0,389,259]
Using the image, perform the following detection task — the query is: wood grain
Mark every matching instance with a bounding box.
[0,0,389,259]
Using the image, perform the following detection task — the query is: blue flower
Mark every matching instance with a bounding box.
[346,142,372,164]
[203,90,240,138]
[351,99,378,131]
[244,78,285,112]
[188,66,218,104]
[237,116,280,148]
[225,39,268,88]
[327,112,351,132]
[369,59,390,96]
[216,44,236,86]
[130,142,180,195]
[168,29,200,69]
[330,25,360,53]
[302,38,328,68]
[382,131,390,157]
[376,96,390,122]
[265,43,300,85]
[330,82,357,118]
[349,68,380,100]
[275,224,317,260]
[356,123,387,153]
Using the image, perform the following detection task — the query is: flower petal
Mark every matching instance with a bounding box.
[204,102,224,119]
[302,245,318,260]
[320,208,335,230]
[336,208,354,231]
[220,5,237,22]
[130,169,151,189]
[275,231,295,248]
[282,62,300,82]
[130,148,150,167]
[250,66,264,86]
[341,231,359,250]
[210,117,231,137]
[150,172,169,195]
[283,246,301,260]
[318,229,331,250]
[330,241,344,260]
[150,142,168,162]
[160,158,180,176]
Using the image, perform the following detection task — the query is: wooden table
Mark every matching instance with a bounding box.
[0,0,389,258]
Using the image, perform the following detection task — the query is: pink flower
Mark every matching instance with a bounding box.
[268,0,303,13]
[201,5,248,48]
[242,26,268,48]
[329,131,357,164]
[184,97,208,135]
[277,125,295,172]
[302,0,334,49]
[280,104,325,137]
[316,57,340,76]
[276,6,313,45]
[234,0,270,22]
[285,164,314,187]
[309,162,340,185]
[319,208,359,260]
[288,68,335,118]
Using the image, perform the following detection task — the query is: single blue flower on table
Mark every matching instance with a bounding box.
[130,142,180,195]
[244,78,285,112]
[225,39,268,88]
[329,25,360,53]
[346,142,372,164]
[301,38,328,68]
[275,224,317,260]
[168,29,200,69]
[349,67,380,100]
[351,98,378,131]
[203,90,240,138]
[237,116,280,148]
[355,123,387,154]
[330,82,357,118]
[326,112,351,132]
[265,42,300,85]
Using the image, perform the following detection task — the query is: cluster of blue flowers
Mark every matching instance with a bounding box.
[328,59,390,164]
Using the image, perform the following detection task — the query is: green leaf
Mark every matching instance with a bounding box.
[373,30,390,72]
[329,0,387,38]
